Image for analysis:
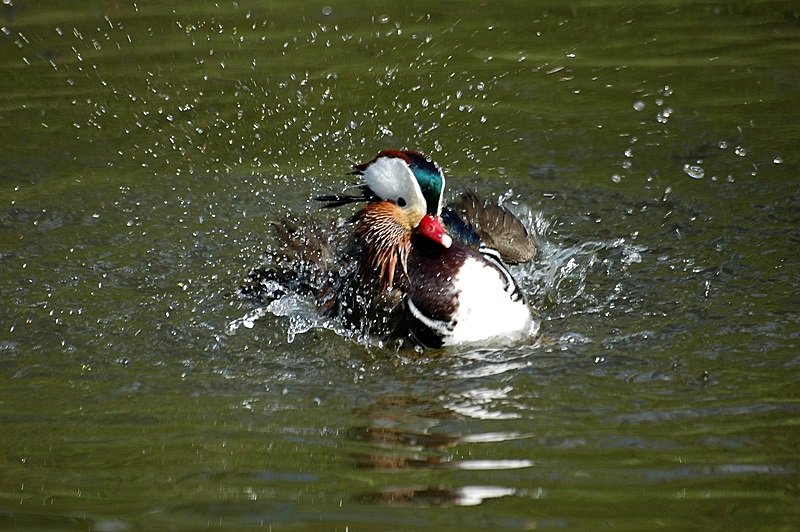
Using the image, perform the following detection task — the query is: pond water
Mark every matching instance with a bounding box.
[2,0,799,529]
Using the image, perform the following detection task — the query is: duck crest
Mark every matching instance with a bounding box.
[396,150,445,216]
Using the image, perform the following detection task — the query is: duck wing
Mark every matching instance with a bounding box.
[241,215,353,305]
[446,190,535,264]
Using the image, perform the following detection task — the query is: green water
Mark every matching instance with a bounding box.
[1,0,799,529]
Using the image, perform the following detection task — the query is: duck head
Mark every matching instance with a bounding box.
[355,149,446,218]
[351,150,453,290]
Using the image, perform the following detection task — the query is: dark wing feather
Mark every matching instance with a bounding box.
[316,185,376,208]
[447,190,535,264]
[240,215,355,306]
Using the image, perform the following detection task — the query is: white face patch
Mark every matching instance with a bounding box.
[361,156,426,215]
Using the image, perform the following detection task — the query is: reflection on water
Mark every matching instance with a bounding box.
[347,393,533,507]
[358,485,517,507]
[445,385,521,420]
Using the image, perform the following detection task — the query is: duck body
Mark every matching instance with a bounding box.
[403,234,532,347]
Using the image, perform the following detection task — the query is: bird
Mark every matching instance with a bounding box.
[244,149,536,349]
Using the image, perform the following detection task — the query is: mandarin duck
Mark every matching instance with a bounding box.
[244,149,536,348]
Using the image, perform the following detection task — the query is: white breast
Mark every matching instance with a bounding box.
[445,256,533,345]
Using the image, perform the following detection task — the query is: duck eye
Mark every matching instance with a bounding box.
[396,197,407,207]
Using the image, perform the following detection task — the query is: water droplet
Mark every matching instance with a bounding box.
[611,174,622,183]
[322,5,333,16]
[734,146,747,157]
[632,101,645,111]
[772,156,782,164]
[683,163,704,179]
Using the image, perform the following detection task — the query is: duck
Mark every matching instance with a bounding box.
[244,149,536,348]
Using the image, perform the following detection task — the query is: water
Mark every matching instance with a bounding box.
[2,0,799,529]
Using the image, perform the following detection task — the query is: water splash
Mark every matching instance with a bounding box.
[683,162,705,179]
[265,293,349,343]
[229,289,361,345]
[237,195,642,350]
[509,205,647,320]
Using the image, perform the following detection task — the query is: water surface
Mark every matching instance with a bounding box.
[1,0,799,529]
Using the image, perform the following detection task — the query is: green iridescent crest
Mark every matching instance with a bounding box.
[403,151,445,216]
